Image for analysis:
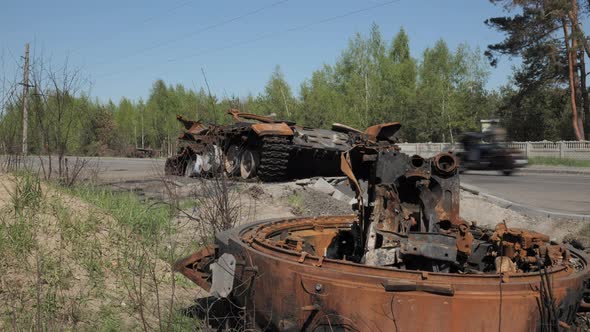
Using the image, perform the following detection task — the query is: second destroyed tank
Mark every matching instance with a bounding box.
[165,109,400,181]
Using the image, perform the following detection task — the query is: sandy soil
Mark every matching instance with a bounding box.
[461,190,589,245]
[2,171,588,329]
[115,175,587,244]
[0,174,201,330]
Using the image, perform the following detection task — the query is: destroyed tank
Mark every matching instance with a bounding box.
[165,109,357,181]
[175,122,590,331]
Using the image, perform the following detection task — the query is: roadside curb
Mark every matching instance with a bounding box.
[460,183,590,222]
[518,167,590,176]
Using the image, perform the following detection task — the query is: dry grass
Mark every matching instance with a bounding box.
[0,173,207,331]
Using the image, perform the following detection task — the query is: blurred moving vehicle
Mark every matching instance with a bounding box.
[454,131,527,175]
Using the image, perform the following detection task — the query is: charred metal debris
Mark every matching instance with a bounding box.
[175,121,590,331]
[165,109,372,181]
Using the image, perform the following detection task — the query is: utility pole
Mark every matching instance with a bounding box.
[21,43,30,155]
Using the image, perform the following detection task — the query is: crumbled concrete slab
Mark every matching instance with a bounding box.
[331,189,352,202]
[460,189,584,242]
[312,178,335,195]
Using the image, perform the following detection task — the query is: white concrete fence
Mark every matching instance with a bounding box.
[397,141,590,160]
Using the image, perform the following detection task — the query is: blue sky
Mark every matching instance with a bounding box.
[1,0,514,103]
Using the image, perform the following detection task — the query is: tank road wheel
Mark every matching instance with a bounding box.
[184,155,203,177]
[240,149,260,179]
[202,145,222,175]
[184,158,196,177]
[224,145,242,176]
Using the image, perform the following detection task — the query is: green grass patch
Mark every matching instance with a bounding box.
[1,174,203,331]
[0,215,36,259]
[95,305,127,332]
[529,157,590,167]
[286,192,304,215]
[7,172,43,216]
[64,185,173,240]
[178,198,198,211]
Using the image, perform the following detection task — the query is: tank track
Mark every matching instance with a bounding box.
[258,136,292,182]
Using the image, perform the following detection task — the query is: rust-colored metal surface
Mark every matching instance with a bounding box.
[176,216,588,331]
[173,245,215,291]
[227,108,282,124]
[175,121,589,331]
[364,122,401,142]
[165,109,378,181]
[176,115,207,134]
[250,122,294,136]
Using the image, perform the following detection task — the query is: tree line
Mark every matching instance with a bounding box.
[1,2,588,158]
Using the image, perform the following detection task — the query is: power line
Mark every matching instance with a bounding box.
[137,0,194,25]
[95,0,401,80]
[5,47,22,69]
[69,0,195,55]
[92,0,290,67]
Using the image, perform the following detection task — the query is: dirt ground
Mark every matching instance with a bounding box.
[0,174,203,330]
[107,177,352,222]
[0,170,590,329]
[2,170,586,330]
[111,175,589,245]
[460,190,588,244]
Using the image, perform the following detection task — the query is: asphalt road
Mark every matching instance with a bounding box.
[8,156,166,182]
[119,157,590,215]
[461,171,590,215]
[95,158,590,215]
[92,157,165,181]
[15,157,589,215]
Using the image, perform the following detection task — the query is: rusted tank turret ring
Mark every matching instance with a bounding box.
[177,216,589,331]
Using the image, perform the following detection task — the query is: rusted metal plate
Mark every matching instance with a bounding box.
[364,122,401,142]
[173,245,215,291]
[227,108,283,124]
[241,218,588,331]
[250,122,294,136]
[176,115,208,134]
[176,216,589,331]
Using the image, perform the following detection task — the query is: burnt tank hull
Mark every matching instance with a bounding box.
[165,111,352,181]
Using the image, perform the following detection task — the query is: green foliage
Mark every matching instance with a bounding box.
[66,184,172,241]
[0,215,35,259]
[257,65,298,120]
[96,305,125,332]
[486,0,590,140]
[497,85,573,141]
[415,41,493,142]
[0,173,202,330]
[7,172,43,216]
[286,192,304,215]
[529,157,590,168]
[3,22,578,148]
[295,25,493,141]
